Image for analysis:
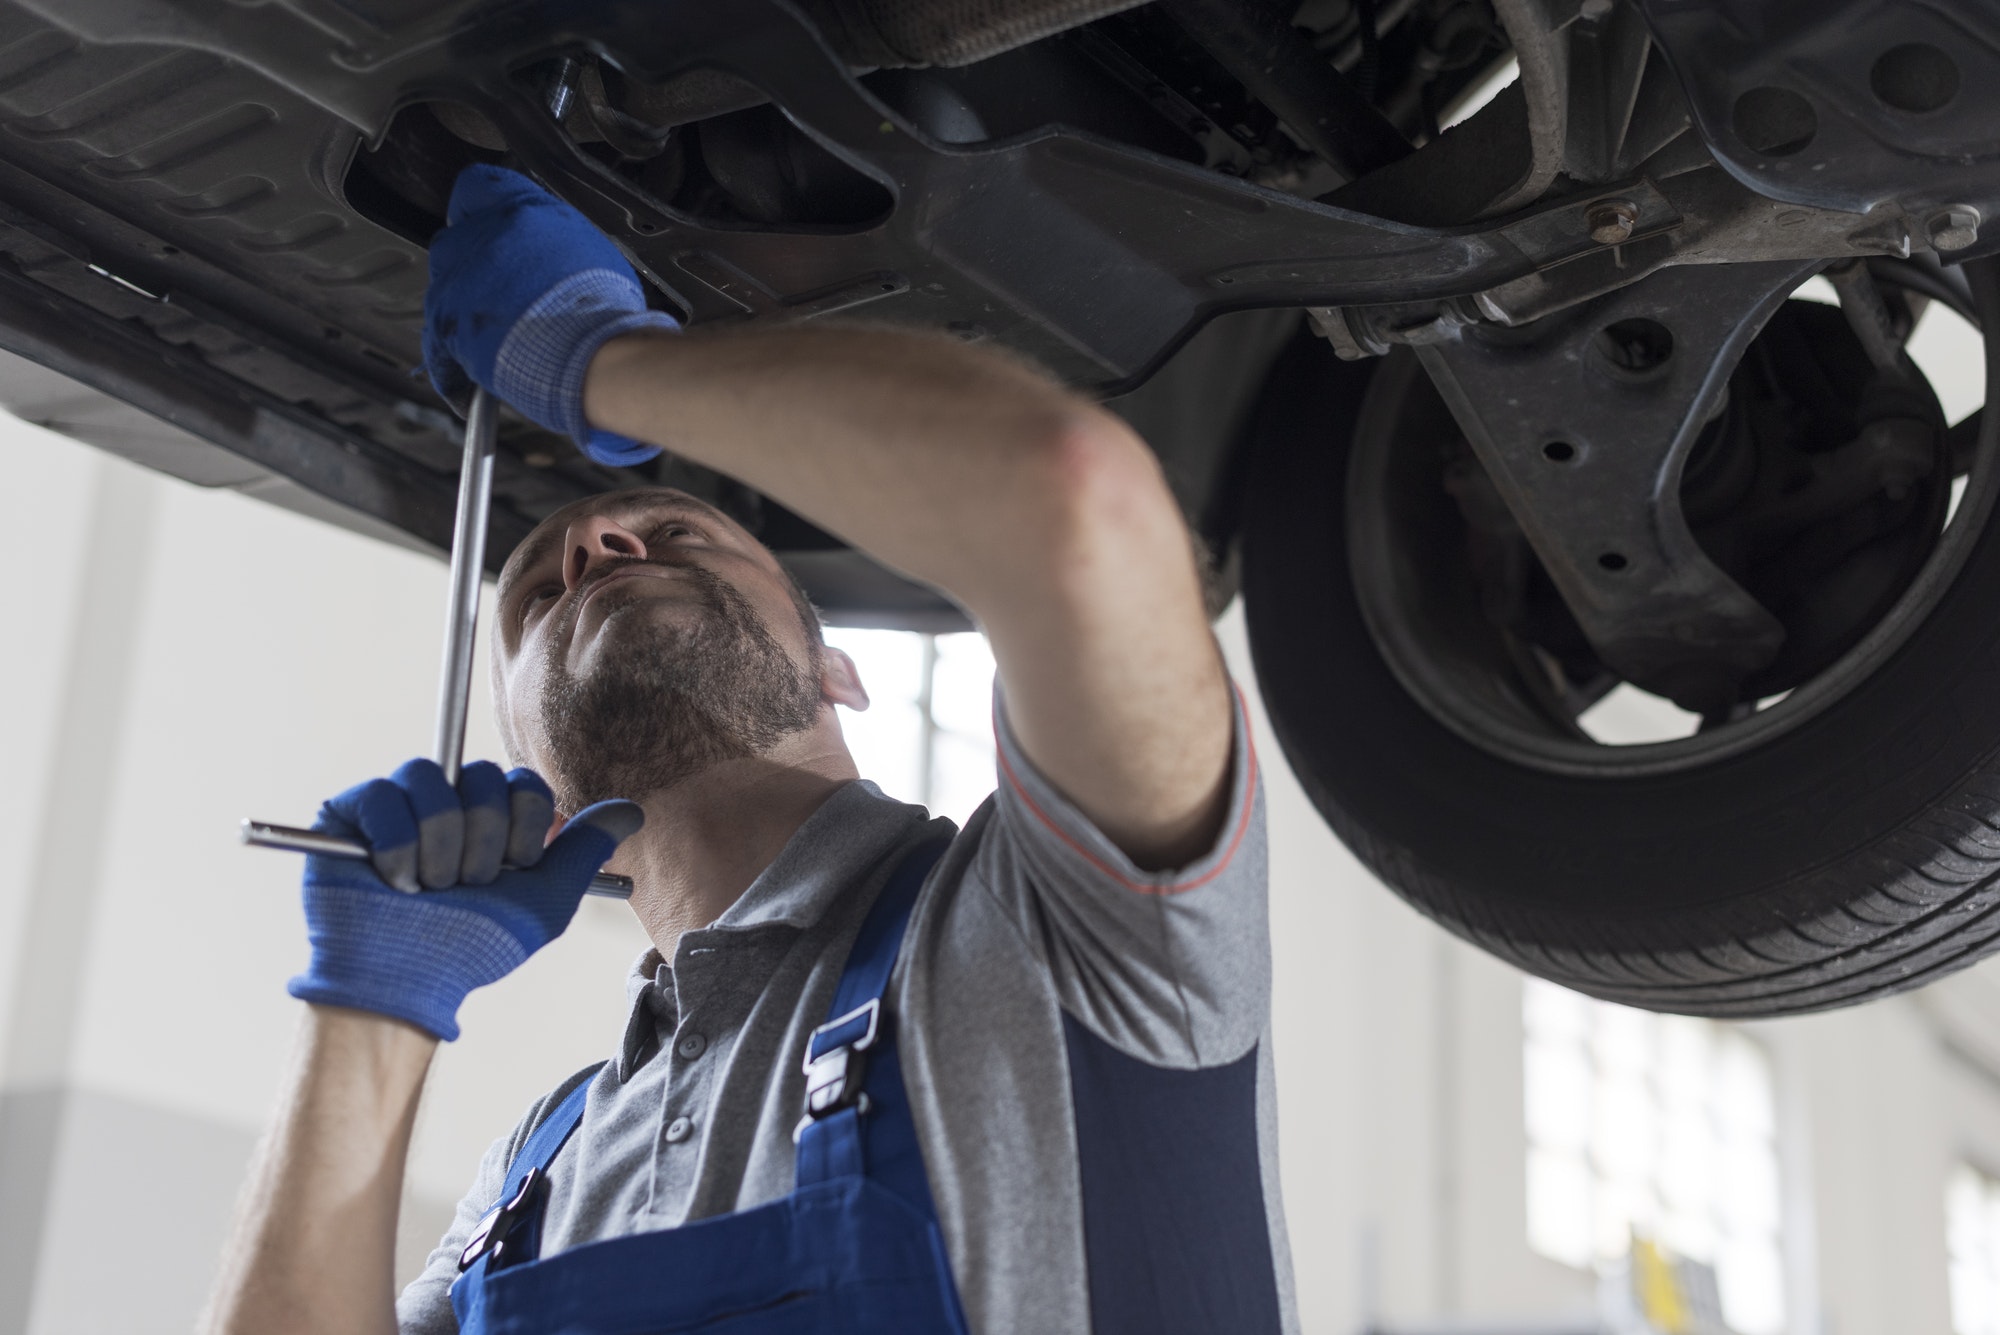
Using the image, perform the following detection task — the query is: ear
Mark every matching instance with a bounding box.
[820,645,870,712]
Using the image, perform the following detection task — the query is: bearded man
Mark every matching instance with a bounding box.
[205,166,1286,1335]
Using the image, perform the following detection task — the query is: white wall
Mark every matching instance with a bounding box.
[1224,604,1598,1334]
[2,417,1998,1333]
[0,419,653,1333]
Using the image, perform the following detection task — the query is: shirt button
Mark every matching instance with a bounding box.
[665,1116,693,1143]
[676,1032,707,1060]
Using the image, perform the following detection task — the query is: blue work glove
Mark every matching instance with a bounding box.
[286,758,644,1041]
[423,164,679,467]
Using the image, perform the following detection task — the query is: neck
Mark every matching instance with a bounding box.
[603,728,858,958]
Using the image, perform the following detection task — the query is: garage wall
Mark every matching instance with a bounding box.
[1233,628,1601,1335]
[0,419,654,1335]
[1,415,1997,1334]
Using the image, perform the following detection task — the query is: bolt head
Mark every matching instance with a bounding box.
[1927,204,1982,252]
[1587,199,1640,245]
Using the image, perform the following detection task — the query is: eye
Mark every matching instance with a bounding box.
[649,520,699,545]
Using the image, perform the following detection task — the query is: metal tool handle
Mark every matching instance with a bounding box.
[432,386,499,784]
[243,389,630,898]
[246,68,630,899]
[242,820,634,899]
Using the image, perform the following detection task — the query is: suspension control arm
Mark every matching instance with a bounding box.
[1416,259,1819,715]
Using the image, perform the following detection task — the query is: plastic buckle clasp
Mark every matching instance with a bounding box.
[798,998,881,1132]
[457,1166,547,1272]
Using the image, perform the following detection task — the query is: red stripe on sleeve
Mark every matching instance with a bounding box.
[992,684,1258,896]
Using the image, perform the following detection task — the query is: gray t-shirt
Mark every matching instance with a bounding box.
[399,692,1292,1334]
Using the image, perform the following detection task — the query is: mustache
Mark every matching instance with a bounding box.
[555,557,699,638]
[534,552,822,809]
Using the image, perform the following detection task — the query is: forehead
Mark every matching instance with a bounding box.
[499,488,776,588]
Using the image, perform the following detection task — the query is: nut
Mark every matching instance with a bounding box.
[1926,204,1982,252]
[1305,306,1389,360]
[1587,199,1640,245]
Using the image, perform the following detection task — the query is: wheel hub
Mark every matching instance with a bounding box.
[1348,261,1988,774]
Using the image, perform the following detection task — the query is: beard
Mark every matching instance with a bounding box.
[536,561,824,810]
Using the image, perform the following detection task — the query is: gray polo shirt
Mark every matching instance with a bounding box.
[399,691,1292,1335]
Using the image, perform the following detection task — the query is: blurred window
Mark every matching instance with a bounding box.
[822,629,997,827]
[1948,1162,2000,1335]
[1523,978,1785,1334]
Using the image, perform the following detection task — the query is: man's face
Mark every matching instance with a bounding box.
[493,488,826,812]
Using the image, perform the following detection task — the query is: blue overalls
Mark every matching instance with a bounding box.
[449,840,967,1335]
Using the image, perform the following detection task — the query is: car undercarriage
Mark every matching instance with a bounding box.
[2,0,1997,1015]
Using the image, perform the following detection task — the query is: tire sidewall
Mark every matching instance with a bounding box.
[1242,329,2000,1009]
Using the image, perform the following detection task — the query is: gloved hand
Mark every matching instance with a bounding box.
[287,758,644,1041]
[423,164,679,468]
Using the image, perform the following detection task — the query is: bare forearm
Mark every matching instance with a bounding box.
[204,1007,435,1335]
[583,324,1125,610]
[584,323,1233,864]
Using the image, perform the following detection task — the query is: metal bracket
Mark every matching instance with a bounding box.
[1416,258,1821,714]
[1639,0,2000,228]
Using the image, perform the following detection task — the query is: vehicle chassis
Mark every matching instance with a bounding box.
[0,0,1991,686]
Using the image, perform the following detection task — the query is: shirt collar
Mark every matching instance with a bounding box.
[710,779,937,931]
[613,780,945,1077]
[617,952,671,1080]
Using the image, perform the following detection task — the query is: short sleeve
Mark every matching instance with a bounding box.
[970,680,1268,1069]
[395,1133,509,1335]
[395,1067,596,1334]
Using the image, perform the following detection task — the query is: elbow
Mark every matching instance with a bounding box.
[1027,410,1177,538]
[937,402,1201,619]
[1014,410,1192,581]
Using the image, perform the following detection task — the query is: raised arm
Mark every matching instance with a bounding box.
[580,326,1232,867]
[422,165,1232,867]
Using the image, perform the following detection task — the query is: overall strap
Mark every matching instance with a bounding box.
[796,837,950,1189]
[456,1063,602,1277]
[507,1069,599,1199]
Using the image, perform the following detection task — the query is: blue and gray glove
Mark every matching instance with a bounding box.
[287,758,643,1041]
[423,163,679,467]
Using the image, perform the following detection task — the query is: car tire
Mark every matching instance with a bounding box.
[1240,259,2000,1017]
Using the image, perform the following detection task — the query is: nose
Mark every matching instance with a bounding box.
[562,513,650,591]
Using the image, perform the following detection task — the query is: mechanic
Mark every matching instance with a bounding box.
[203,165,1288,1335]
